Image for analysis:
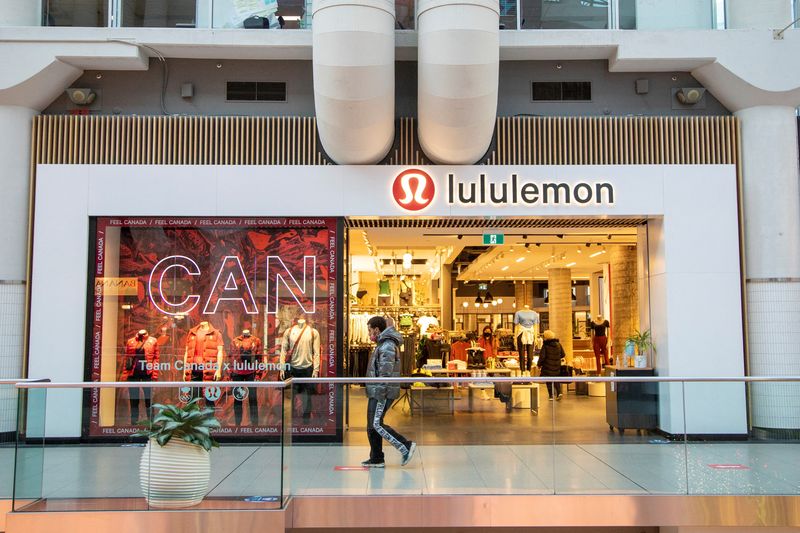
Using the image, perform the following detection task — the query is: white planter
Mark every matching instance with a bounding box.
[140,437,210,508]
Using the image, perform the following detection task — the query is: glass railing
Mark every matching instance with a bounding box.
[12,381,290,512]
[1,380,23,501]
[9,376,800,512]
[286,375,800,496]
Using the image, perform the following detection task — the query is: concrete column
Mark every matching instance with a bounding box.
[547,268,573,363]
[0,105,36,432]
[0,0,41,26]
[726,0,793,29]
[609,246,639,361]
[440,264,453,330]
[513,280,534,309]
[589,271,602,319]
[736,105,800,434]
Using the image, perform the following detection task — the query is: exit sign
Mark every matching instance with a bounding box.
[483,233,504,245]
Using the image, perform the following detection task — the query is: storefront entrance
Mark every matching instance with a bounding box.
[344,217,647,434]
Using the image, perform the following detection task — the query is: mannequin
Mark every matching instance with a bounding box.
[183,320,224,407]
[121,330,160,425]
[588,314,610,372]
[279,313,321,423]
[514,304,540,374]
[230,329,263,426]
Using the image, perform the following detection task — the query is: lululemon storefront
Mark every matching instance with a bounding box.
[25,115,747,443]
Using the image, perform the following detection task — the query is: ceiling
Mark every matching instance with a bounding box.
[349,225,640,280]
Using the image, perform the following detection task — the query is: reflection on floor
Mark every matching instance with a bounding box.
[2,386,799,509]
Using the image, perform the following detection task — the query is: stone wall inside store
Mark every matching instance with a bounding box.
[548,268,573,363]
[610,246,639,360]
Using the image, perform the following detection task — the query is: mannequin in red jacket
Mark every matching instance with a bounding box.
[122,330,160,425]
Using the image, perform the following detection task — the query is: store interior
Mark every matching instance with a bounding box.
[345,218,649,433]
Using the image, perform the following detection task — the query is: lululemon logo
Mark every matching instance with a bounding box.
[392,169,435,211]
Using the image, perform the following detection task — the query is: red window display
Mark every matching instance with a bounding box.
[87,217,340,439]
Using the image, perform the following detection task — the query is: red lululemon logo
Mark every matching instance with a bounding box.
[393,169,435,211]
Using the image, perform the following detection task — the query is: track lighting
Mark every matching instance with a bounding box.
[457,234,463,240]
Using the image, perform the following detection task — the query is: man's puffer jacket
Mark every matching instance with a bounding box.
[366,327,404,400]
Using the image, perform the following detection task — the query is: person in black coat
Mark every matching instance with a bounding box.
[537,329,565,400]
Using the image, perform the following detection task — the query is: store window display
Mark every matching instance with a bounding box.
[87,217,338,439]
[121,329,159,425]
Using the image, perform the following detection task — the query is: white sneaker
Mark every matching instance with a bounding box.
[401,442,417,467]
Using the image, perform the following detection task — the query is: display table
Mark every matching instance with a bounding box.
[467,383,538,413]
[410,385,454,415]
[604,366,658,433]
[511,383,539,413]
[428,368,512,376]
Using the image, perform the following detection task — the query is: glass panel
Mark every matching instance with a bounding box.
[686,381,800,495]
[499,0,518,29]
[396,0,415,29]
[618,0,636,28]
[13,387,46,509]
[212,0,280,28]
[290,382,424,495]
[43,0,108,26]
[85,217,339,441]
[0,383,17,499]
[633,0,714,29]
[521,0,609,30]
[15,384,286,512]
[553,374,688,494]
[120,0,198,27]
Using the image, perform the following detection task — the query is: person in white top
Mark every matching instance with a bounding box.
[280,313,321,423]
[514,305,540,373]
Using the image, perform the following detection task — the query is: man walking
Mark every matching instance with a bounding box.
[362,316,416,468]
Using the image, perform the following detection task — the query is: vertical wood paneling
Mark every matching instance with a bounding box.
[31,115,740,171]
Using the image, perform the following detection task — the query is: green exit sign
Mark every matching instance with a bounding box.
[483,233,504,245]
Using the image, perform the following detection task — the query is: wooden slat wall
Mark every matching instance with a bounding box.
[31,115,739,167]
[488,116,739,166]
[32,115,325,166]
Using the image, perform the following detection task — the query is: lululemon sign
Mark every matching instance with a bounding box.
[392,169,435,211]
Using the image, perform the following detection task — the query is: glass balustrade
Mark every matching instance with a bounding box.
[9,376,800,511]
[12,382,290,512]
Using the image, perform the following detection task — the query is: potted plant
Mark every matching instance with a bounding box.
[626,329,655,368]
[135,398,220,508]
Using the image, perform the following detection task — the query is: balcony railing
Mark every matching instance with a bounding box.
[42,0,796,30]
[4,375,800,516]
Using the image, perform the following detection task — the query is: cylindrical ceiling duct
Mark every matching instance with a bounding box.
[312,0,396,165]
[417,0,499,164]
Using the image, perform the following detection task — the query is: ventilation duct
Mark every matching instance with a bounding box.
[417,0,499,164]
[312,0,396,164]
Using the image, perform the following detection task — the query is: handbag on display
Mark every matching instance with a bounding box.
[559,364,572,377]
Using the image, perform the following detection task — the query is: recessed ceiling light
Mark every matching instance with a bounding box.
[589,250,606,258]
[566,262,577,267]
[501,266,509,271]
[516,257,525,263]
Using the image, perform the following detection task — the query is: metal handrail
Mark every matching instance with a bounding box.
[13,375,800,388]
[0,378,49,385]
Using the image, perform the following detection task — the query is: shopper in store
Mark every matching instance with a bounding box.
[362,316,416,468]
[589,314,610,373]
[537,329,566,401]
[477,325,496,361]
